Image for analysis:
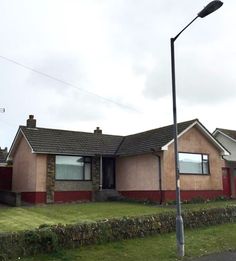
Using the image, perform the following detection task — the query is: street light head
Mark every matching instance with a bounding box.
[198,1,223,18]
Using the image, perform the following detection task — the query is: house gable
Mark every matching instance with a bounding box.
[163,125,223,191]
[7,128,34,161]
[162,121,229,156]
[12,135,37,192]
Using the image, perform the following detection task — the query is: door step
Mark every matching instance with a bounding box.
[94,189,124,202]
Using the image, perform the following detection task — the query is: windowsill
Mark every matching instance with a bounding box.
[179,173,210,176]
[55,179,92,182]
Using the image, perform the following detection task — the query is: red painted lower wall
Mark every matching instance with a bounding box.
[162,190,223,202]
[119,190,223,203]
[54,191,92,203]
[21,192,46,204]
[21,191,92,204]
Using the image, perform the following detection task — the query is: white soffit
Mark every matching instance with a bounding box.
[7,128,35,160]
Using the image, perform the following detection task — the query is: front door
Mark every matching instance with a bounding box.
[222,168,231,198]
[102,158,115,189]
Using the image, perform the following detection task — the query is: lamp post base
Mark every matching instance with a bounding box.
[176,215,185,257]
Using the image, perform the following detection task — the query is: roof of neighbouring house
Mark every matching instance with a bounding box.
[213,128,236,142]
[8,118,229,159]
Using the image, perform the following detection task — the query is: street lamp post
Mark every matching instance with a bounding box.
[170,1,223,257]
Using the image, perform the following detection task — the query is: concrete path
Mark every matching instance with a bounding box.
[191,251,236,261]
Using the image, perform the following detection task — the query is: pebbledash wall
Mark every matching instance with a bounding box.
[12,137,98,204]
[116,126,224,202]
[116,154,162,201]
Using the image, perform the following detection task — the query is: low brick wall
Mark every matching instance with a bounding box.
[0,191,21,206]
[0,206,236,259]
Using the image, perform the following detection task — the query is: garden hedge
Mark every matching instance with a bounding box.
[0,206,236,260]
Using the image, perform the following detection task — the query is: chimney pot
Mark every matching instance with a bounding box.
[27,114,36,128]
[94,127,102,134]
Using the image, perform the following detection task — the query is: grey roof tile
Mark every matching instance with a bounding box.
[19,119,197,156]
[116,119,197,156]
[21,126,123,156]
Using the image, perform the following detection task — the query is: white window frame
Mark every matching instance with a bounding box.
[55,155,92,181]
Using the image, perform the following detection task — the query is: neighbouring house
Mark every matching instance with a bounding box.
[213,128,236,198]
[0,147,8,166]
[7,115,228,205]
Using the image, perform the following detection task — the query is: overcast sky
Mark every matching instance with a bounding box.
[0,0,235,149]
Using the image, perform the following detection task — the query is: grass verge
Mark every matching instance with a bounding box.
[19,222,236,261]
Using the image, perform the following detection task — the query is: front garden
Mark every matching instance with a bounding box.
[0,200,236,260]
[1,200,235,233]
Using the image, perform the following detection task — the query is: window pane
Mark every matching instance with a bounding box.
[203,161,209,174]
[202,155,209,174]
[56,156,84,180]
[179,153,202,174]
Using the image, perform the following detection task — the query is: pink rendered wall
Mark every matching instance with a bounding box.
[116,154,159,191]
[12,136,47,192]
[162,126,223,191]
[12,137,37,192]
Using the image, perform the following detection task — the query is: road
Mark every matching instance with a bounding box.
[191,251,236,261]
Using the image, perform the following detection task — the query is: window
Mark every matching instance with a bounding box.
[179,153,209,175]
[56,156,91,180]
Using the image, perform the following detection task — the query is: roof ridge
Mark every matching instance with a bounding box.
[122,118,198,138]
[20,125,124,138]
[216,127,236,132]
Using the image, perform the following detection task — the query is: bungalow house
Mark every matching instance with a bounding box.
[213,128,236,198]
[7,115,228,204]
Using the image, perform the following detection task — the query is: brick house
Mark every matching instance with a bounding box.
[7,115,228,204]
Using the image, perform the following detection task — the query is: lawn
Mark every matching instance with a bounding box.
[0,200,235,233]
[0,201,174,232]
[182,199,236,211]
[19,222,236,261]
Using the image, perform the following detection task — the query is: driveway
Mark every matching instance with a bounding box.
[191,251,236,261]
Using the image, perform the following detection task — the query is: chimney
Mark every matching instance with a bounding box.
[94,127,102,134]
[26,115,36,128]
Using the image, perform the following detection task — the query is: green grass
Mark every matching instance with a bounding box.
[0,201,173,232]
[182,200,236,211]
[0,200,235,233]
[19,222,236,261]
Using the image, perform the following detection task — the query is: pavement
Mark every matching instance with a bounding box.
[191,251,236,261]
